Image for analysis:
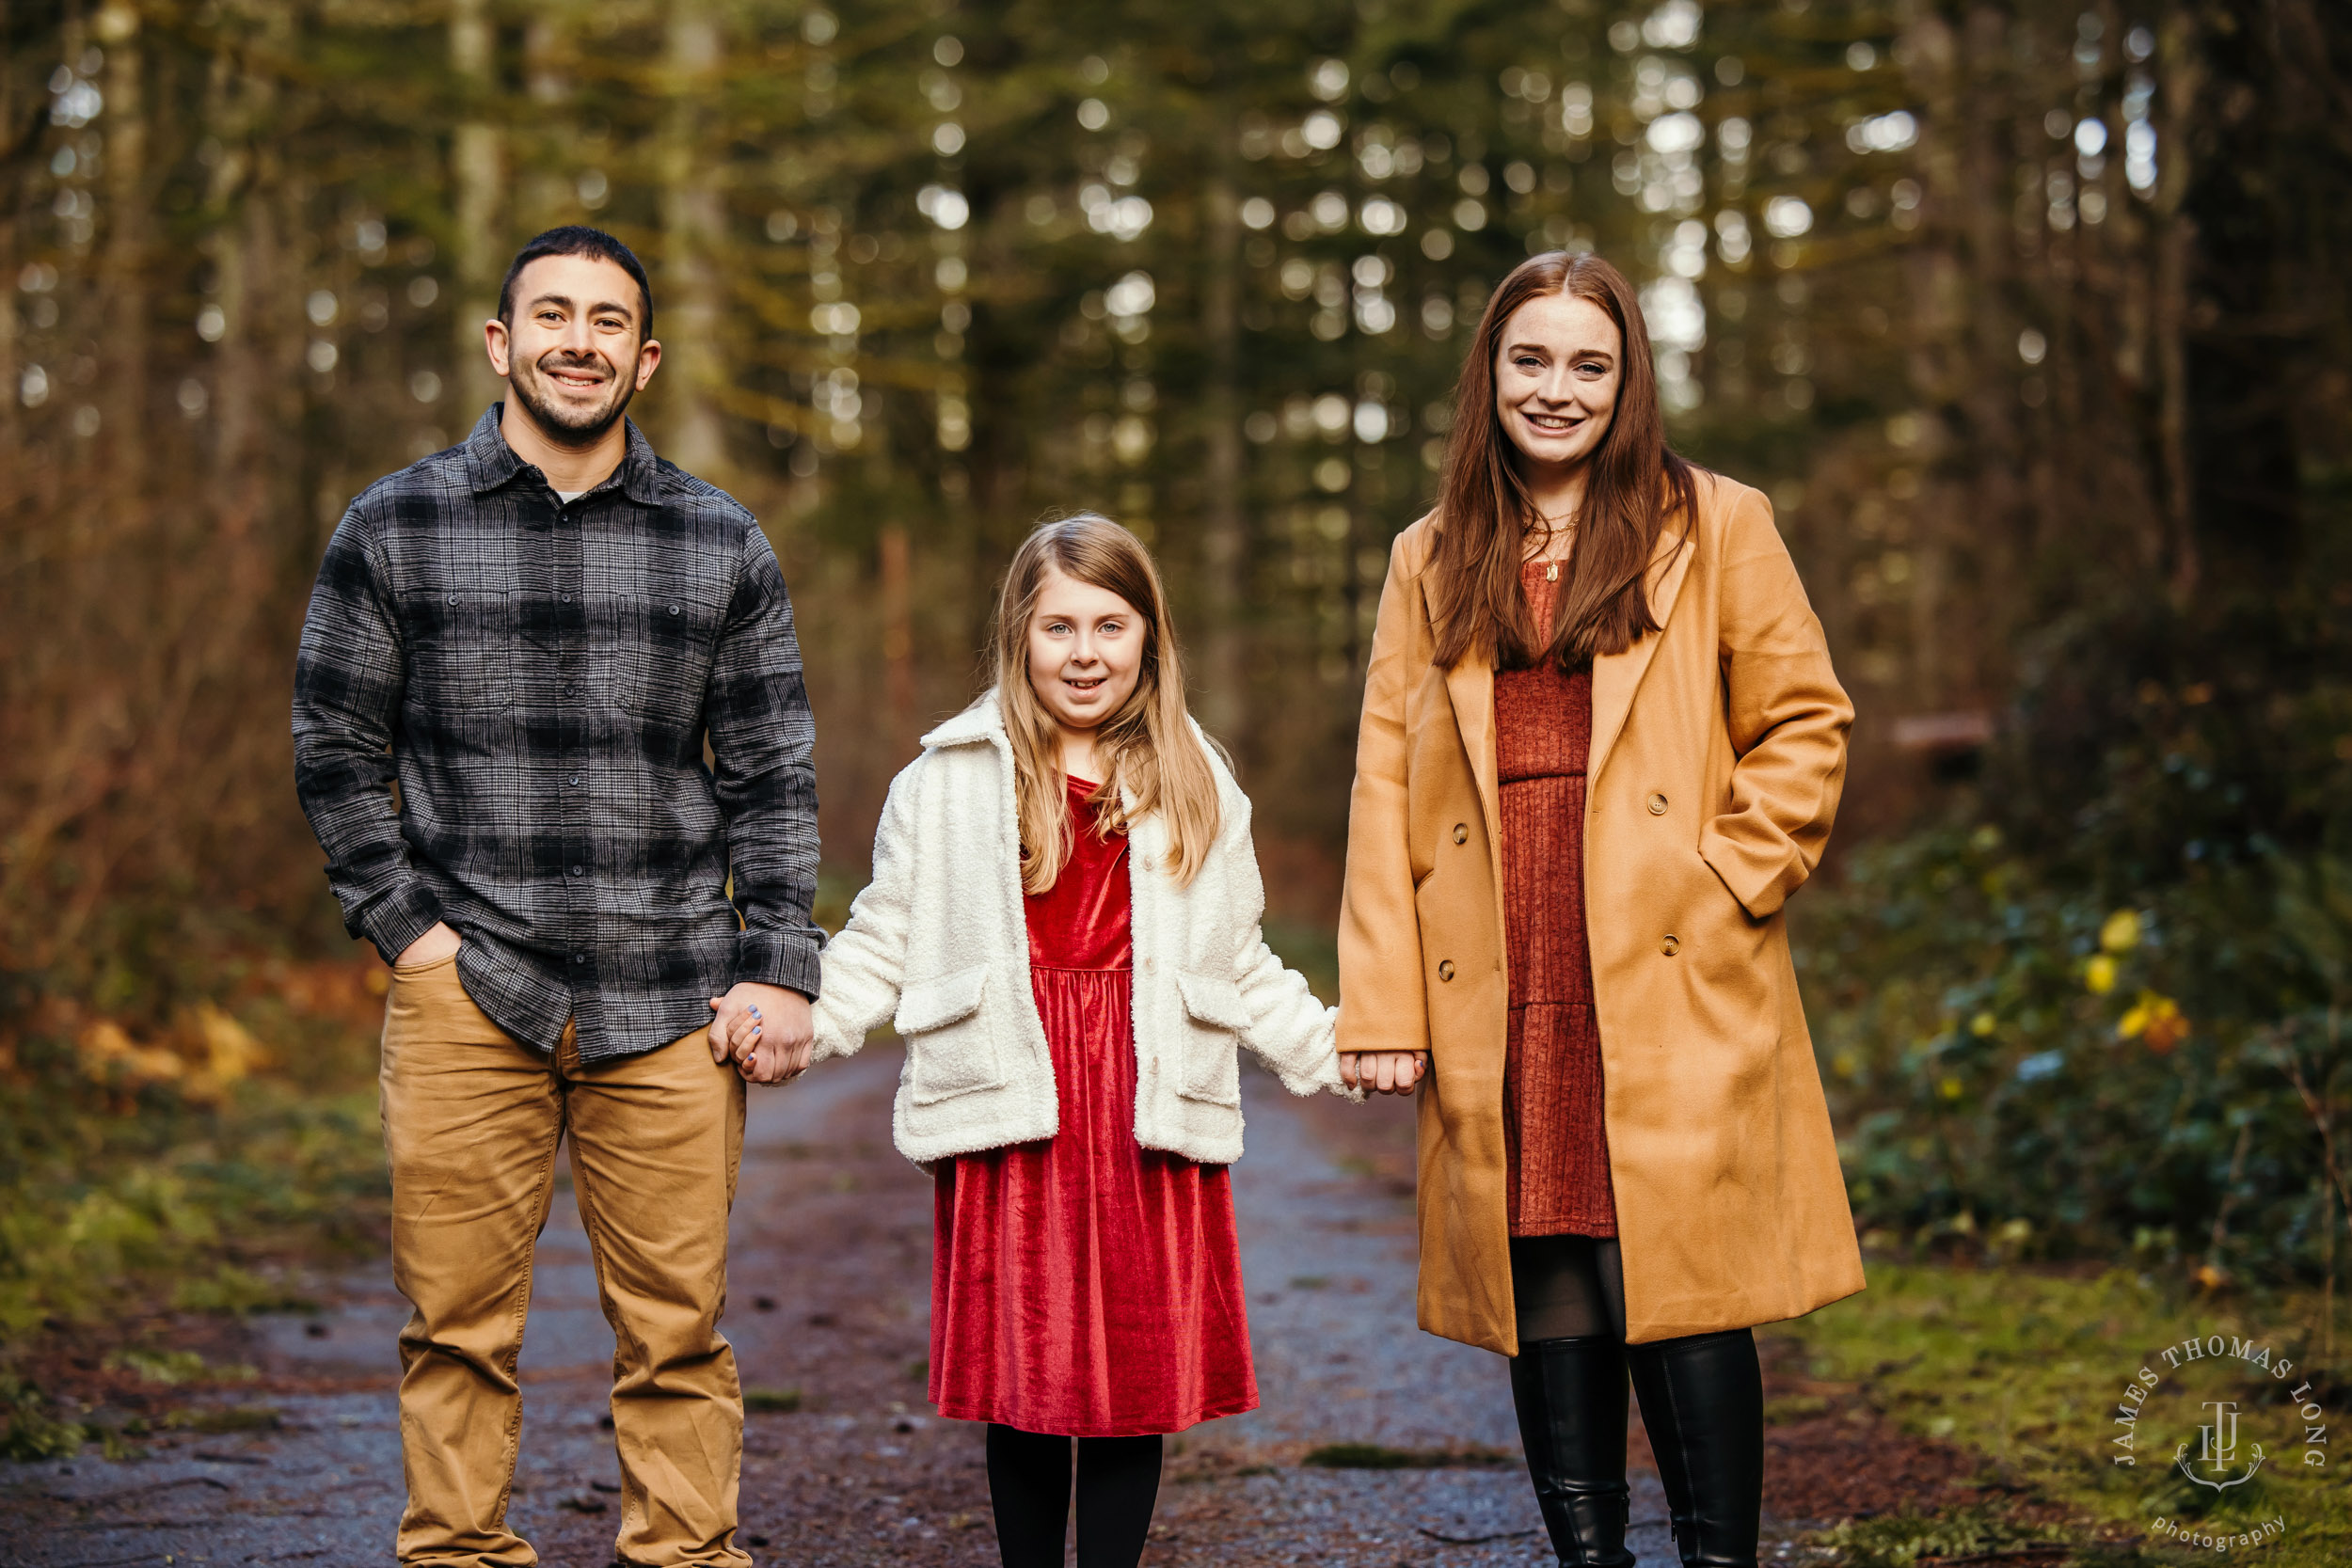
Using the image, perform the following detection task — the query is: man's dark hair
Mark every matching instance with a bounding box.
[496,226,654,341]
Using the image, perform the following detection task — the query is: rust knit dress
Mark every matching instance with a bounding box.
[1495,560,1618,1238]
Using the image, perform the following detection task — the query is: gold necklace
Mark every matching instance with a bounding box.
[1525,513,1576,578]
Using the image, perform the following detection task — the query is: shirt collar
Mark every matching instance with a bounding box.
[464,403,663,506]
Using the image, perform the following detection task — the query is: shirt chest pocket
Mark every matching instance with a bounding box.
[1173,971,1250,1107]
[608,595,722,724]
[897,964,1005,1105]
[401,590,516,710]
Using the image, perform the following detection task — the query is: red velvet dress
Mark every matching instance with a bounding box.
[928,776,1259,1437]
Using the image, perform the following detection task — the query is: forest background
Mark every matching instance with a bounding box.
[2,0,2350,1498]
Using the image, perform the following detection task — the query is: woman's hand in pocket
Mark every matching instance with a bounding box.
[1339,1050,1424,1096]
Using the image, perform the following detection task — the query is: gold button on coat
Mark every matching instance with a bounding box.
[1453,822,1469,845]
[1645,792,1669,816]
[1660,934,1680,956]
[1438,959,1456,981]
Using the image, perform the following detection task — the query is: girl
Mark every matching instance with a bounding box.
[1335,252,1862,1568]
[757,514,1363,1568]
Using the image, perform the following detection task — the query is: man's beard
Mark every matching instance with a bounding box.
[509,352,637,444]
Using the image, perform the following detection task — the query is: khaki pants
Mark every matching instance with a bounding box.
[379,954,751,1568]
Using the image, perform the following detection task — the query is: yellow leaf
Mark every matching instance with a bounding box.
[79,1019,136,1070]
[1938,1075,1965,1101]
[1968,1012,1996,1037]
[2084,955,2117,994]
[194,1003,268,1083]
[2099,910,2142,954]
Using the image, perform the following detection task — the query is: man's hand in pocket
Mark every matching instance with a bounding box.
[395,922,462,968]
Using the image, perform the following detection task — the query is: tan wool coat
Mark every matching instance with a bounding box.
[1337,470,1866,1354]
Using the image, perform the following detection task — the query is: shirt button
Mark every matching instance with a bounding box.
[445,593,457,606]
[1646,792,1670,816]
[566,774,580,787]
[563,682,577,696]
[668,603,682,616]
[572,953,587,965]
[560,593,572,603]
[1660,934,1681,956]
[1437,959,1455,981]
[1453,822,1469,845]
[568,865,583,877]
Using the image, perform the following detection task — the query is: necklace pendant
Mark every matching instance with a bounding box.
[1545,562,1560,581]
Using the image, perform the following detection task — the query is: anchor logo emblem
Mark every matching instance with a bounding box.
[2175,1400,2265,1491]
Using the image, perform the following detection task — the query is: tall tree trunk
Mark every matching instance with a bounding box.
[1197,166,1245,741]
[518,11,574,236]
[881,523,914,732]
[451,0,505,416]
[660,3,727,478]
[97,3,146,496]
[2175,1,2301,626]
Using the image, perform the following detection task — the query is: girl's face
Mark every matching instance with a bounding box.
[1025,565,1146,740]
[1492,290,1623,476]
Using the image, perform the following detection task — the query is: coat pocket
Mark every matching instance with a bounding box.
[1173,970,1249,1106]
[897,964,1002,1104]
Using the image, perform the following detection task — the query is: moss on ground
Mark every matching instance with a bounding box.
[1773,1263,2346,1566]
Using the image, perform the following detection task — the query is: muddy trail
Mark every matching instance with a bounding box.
[2,1048,1979,1567]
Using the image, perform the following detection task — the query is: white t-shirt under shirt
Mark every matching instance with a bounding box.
[555,489,586,504]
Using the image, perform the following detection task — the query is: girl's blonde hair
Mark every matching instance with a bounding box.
[986,513,1222,895]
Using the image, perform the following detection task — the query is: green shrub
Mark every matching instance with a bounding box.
[1796,657,2352,1285]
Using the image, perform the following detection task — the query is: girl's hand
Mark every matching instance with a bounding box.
[1339,1051,1425,1096]
[735,1026,817,1085]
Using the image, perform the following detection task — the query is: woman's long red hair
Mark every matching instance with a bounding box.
[1428,251,1698,671]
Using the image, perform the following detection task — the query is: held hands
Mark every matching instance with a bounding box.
[708,983,816,1085]
[1339,1051,1425,1096]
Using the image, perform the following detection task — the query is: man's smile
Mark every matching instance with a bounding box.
[541,358,611,393]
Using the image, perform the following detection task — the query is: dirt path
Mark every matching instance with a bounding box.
[6,1049,1888,1567]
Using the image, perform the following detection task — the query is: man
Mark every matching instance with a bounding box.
[294,226,819,1568]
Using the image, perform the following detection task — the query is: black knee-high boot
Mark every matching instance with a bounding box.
[1509,1335,1637,1568]
[1626,1329,1764,1568]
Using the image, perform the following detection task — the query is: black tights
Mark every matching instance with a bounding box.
[985,1424,1162,1568]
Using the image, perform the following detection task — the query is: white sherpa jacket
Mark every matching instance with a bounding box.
[811,690,1349,1166]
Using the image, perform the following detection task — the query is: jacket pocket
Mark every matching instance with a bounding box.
[897,964,1002,1104]
[1173,970,1249,1106]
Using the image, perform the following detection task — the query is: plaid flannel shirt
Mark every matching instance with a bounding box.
[292,406,823,1061]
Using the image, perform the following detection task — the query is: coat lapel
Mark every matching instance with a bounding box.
[1445,649,1499,841]
[1587,523,1698,787]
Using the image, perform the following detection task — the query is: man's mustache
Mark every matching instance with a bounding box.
[533,353,613,383]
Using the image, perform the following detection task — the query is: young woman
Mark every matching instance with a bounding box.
[740,515,1363,1568]
[1335,252,1864,1568]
